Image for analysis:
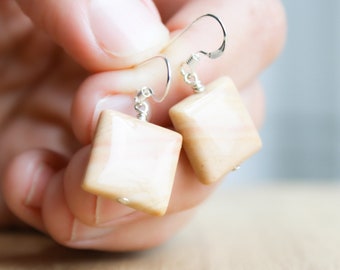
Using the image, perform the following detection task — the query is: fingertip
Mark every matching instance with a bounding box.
[16,0,170,70]
[71,70,137,144]
[2,149,66,231]
[63,146,142,227]
[62,146,97,225]
[42,169,75,244]
[88,0,169,67]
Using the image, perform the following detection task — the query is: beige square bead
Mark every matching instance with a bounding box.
[169,76,262,184]
[82,110,182,216]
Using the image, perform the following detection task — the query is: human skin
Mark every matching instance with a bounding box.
[0,0,286,251]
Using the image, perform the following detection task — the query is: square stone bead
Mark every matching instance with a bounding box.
[169,76,262,184]
[82,110,182,216]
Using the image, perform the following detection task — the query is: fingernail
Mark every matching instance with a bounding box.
[89,0,169,57]
[95,196,136,226]
[93,95,135,126]
[70,219,113,242]
[25,163,54,208]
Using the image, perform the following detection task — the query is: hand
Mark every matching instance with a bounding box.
[0,0,286,251]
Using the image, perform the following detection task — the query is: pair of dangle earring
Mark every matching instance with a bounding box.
[82,56,182,216]
[83,14,262,217]
[169,14,262,184]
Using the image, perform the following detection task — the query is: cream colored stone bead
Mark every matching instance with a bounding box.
[82,110,182,216]
[169,76,262,184]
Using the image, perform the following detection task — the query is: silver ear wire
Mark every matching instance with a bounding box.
[134,55,172,121]
[178,14,227,93]
[149,55,172,103]
[170,14,227,61]
[189,14,227,60]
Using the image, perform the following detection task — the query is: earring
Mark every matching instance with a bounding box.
[82,56,182,216]
[169,14,262,185]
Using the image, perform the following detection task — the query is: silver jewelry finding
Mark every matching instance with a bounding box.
[178,14,227,93]
[134,87,153,121]
[134,56,172,121]
[117,197,130,205]
[232,165,241,171]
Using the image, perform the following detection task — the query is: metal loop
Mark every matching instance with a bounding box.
[134,56,172,121]
[183,73,198,85]
[134,101,150,121]
[135,87,153,104]
[183,72,205,93]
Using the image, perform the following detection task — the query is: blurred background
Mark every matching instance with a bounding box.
[227,0,340,184]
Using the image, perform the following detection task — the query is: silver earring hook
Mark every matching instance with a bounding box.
[134,55,172,121]
[149,55,172,103]
[176,14,227,93]
[189,14,226,60]
[168,14,227,62]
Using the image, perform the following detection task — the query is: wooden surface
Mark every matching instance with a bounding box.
[1,183,340,269]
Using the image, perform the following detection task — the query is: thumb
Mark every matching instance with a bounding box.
[16,0,169,71]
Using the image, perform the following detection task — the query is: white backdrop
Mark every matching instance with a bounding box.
[226,0,340,185]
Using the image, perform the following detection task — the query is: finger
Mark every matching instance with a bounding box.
[1,149,67,231]
[15,0,169,70]
[62,144,205,223]
[2,148,199,251]
[40,150,195,251]
[71,69,139,144]
[63,146,144,227]
[44,169,195,251]
[153,0,188,22]
[66,209,195,251]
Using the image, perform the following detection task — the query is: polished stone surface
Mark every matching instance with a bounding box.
[83,110,182,216]
[170,77,262,184]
